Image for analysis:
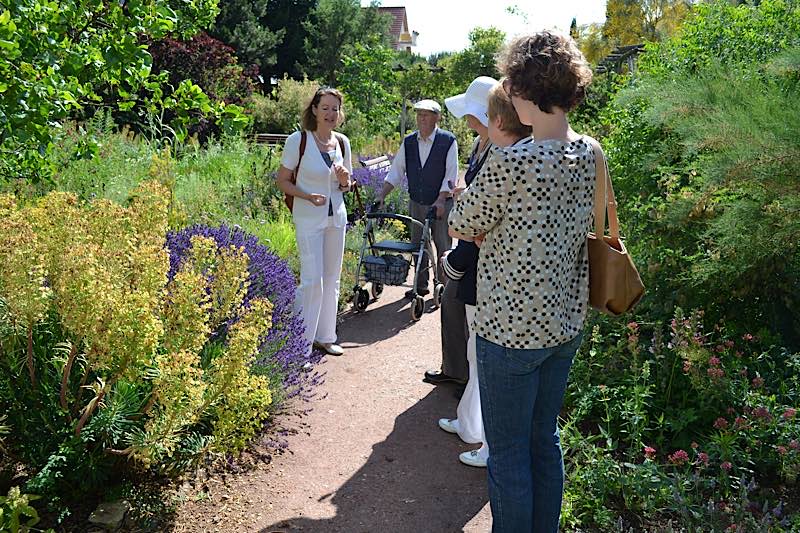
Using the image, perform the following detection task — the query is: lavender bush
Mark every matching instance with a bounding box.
[166,224,320,399]
[351,155,409,217]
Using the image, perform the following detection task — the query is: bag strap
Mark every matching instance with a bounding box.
[587,137,620,241]
[291,131,307,184]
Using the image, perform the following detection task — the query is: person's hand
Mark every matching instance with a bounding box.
[433,198,446,219]
[333,164,350,187]
[452,186,465,201]
[308,193,327,206]
[474,233,486,248]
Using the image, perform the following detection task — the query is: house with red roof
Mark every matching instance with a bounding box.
[377,6,418,52]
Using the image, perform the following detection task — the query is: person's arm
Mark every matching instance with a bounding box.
[378,142,406,203]
[277,132,326,206]
[442,240,479,281]
[276,165,327,206]
[333,133,353,191]
[448,150,506,238]
[433,138,459,218]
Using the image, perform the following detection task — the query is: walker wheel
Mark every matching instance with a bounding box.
[410,295,425,321]
[371,282,384,299]
[432,283,445,308]
[354,288,370,312]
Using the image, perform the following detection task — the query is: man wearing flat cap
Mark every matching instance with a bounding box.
[377,99,459,299]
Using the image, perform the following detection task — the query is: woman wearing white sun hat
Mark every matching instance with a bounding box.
[436,76,499,468]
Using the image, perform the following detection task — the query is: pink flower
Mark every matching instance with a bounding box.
[751,376,765,388]
[777,445,788,455]
[782,408,796,419]
[753,406,772,421]
[707,367,725,379]
[715,344,725,353]
[789,440,799,451]
[691,441,699,449]
[709,356,721,366]
[683,361,692,373]
[697,452,709,465]
[669,449,689,465]
[735,350,743,357]
[644,446,656,460]
[724,340,735,348]
[721,461,732,471]
[743,333,754,341]
[714,417,729,430]
[627,321,639,331]
[734,416,748,429]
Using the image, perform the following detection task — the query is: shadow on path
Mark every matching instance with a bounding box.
[259,386,488,533]
[337,285,440,347]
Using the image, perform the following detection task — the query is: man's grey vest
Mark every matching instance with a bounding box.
[404,129,456,206]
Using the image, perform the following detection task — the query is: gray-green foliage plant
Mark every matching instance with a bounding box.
[601,0,800,346]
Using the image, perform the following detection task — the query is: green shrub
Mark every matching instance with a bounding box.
[0,183,275,511]
[246,76,319,134]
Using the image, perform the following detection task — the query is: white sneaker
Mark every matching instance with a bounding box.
[459,448,488,468]
[438,418,460,434]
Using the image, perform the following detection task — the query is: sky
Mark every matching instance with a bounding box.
[362,1,608,57]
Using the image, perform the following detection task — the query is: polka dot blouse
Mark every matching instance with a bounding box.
[448,137,597,350]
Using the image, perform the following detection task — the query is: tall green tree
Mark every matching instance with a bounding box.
[445,27,506,89]
[0,0,244,183]
[209,0,284,70]
[263,0,317,82]
[302,0,391,85]
[338,41,398,135]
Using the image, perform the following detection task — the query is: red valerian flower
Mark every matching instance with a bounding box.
[751,376,765,388]
[782,407,797,419]
[697,452,710,466]
[669,449,689,465]
[721,461,732,471]
[644,446,657,460]
[714,417,729,430]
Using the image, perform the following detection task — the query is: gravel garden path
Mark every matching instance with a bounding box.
[173,282,492,532]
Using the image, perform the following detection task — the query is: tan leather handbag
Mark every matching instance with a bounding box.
[587,140,645,316]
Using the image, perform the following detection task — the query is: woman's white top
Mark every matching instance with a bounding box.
[281,130,352,230]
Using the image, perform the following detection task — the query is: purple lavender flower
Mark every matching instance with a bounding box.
[166,224,317,397]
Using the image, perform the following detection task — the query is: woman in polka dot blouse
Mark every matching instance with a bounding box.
[448,31,601,533]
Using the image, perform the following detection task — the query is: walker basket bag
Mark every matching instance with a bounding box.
[363,254,410,286]
[587,141,645,316]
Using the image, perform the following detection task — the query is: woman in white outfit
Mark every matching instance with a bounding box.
[276,87,352,357]
[439,81,532,467]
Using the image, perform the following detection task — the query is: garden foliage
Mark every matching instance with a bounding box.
[0,182,289,507]
[560,1,800,529]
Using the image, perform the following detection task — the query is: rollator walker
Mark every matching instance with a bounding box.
[350,203,445,321]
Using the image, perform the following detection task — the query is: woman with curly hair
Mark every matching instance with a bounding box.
[449,31,600,532]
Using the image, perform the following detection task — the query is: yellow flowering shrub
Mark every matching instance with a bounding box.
[0,181,275,479]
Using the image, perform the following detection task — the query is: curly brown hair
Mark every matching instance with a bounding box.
[301,87,345,131]
[497,31,592,113]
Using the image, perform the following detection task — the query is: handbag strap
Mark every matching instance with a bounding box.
[588,137,620,241]
[291,131,308,184]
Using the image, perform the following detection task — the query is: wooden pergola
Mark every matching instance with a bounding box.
[595,44,646,75]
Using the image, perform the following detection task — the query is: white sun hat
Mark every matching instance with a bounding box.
[413,99,442,114]
[444,76,499,127]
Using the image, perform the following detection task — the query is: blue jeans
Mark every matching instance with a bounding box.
[476,333,583,533]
